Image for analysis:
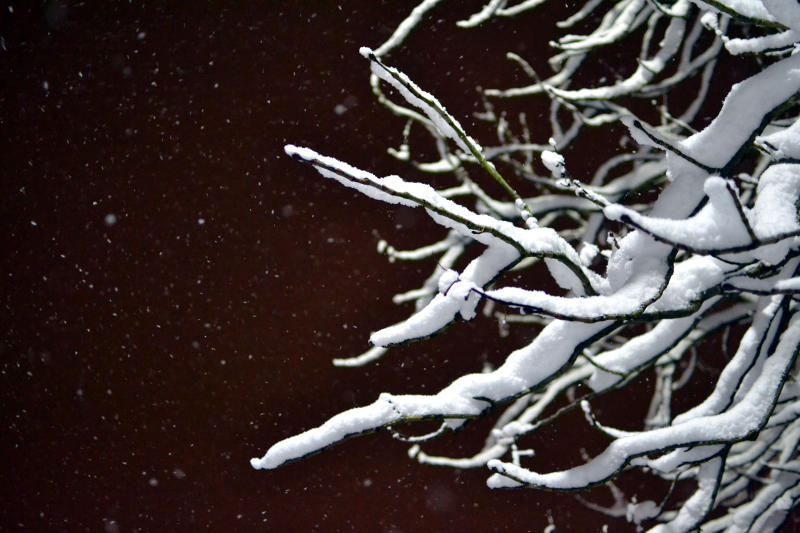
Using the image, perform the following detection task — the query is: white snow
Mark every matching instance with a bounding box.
[360,47,480,156]
[541,150,565,178]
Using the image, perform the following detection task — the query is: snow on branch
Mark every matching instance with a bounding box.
[254,1,800,530]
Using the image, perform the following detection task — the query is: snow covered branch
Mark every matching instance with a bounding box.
[253,1,800,530]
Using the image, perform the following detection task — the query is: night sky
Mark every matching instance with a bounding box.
[2,1,798,531]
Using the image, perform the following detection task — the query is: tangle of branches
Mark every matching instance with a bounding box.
[253,1,800,530]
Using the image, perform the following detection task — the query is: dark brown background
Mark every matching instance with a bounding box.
[2,1,798,531]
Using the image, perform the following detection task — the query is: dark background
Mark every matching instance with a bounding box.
[2,1,798,531]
